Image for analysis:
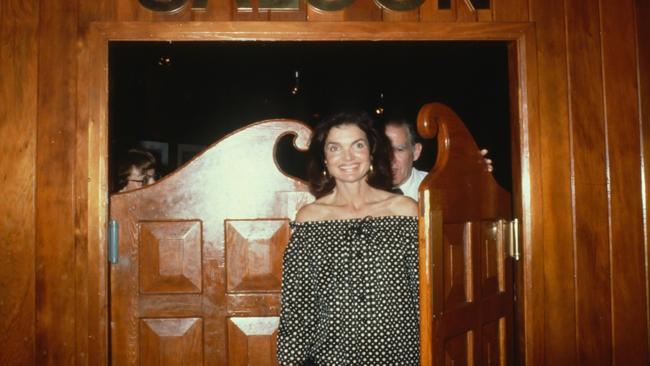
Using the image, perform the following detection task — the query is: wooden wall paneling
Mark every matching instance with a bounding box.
[476,8,493,21]
[343,0,382,21]
[382,8,419,21]
[114,0,154,21]
[232,1,273,21]
[601,0,649,363]
[153,7,194,22]
[36,0,80,364]
[192,0,233,21]
[513,25,544,366]
[529,0,576,364]
[566,0,612,364]
[306,6,345,20]
[419,0,456,22]
[638,0,650,356]
[456,0,478,21]
[0,0,39,365]
[232,3,308,22]
[493,0,529,22]
[269,5,308,21]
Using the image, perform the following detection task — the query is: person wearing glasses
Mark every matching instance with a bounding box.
[116,149,158,193]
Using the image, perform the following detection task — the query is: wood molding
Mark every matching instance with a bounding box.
[81,20,539,365]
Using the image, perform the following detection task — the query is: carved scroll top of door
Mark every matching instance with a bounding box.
[416,102,510,220]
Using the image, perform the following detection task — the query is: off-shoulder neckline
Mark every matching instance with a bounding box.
[291,215,417,225]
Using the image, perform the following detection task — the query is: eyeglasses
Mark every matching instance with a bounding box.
[128,173,158,184]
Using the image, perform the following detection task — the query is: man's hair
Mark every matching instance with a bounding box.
[307,111,393,198]
[116,149,156,192]
[384,118,420,147]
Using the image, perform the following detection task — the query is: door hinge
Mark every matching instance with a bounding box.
[108,219,119,264]
[509,218,520,261]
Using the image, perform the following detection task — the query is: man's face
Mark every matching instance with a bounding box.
[385,124,423,186]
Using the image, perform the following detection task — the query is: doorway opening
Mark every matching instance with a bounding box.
[84,23,538,363]
[108,41,511,193]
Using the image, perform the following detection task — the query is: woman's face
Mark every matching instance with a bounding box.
[323,124,371,183]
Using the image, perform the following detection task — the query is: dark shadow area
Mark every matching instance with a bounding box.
[109,41,511,191]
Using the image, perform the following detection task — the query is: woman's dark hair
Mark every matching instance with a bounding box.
[116,149,157,192]
[307,111,393,198]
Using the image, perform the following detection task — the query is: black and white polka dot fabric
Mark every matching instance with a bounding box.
[277,216,420,366]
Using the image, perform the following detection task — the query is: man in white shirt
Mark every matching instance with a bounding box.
[384,119,492,201]
[384,120,428,201]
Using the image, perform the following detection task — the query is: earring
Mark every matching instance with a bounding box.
[369,164,374,174]
[322,169,328,177]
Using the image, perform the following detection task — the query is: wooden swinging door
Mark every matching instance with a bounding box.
[109,121,313,365]
[418,103,515,366]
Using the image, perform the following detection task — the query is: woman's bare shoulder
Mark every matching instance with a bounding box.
[295,200,333,222]
[386,194,418,217]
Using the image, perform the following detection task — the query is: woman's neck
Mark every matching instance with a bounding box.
[330,181,375,211]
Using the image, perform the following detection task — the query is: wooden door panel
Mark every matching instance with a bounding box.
[140,318,204,366]
[481,318,505,366]
[225,219,289,293]
[140,220,203,294]
[444,331,474,366]
[443,223,472,309]
[227,317,280,366]
[418,103,514,366]
[110,120,313,365]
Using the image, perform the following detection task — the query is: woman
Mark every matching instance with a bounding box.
[277,111,420,365]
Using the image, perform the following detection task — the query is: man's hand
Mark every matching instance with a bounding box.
[480,149,493,172]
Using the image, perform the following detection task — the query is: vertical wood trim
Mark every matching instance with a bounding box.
[77,2,113,365]
[600,0,649,363]
[530,0,576,364]
[0,0,39,364]
[635,0,650,359]
[565,0,612,364]
[85,26,110,366]
[36,0,79,364]
[515,26,545,366]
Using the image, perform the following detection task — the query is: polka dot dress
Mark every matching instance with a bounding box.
[277,216,420,366]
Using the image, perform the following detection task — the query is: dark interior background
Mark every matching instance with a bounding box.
[109,40,511,192]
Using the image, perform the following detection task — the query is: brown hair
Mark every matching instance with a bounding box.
[116,149,156,192]
[307,111,393,198]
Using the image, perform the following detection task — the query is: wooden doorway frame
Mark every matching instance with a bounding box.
[79,21,542,365]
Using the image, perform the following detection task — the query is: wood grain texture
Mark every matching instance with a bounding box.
[76,1,115,364]
[0,0,38,365]
[637,0,650,357]
[566,0,612,364]
[417,103,514,366]
[509,24,545,366]
[601,0,649,364]
[35,0,79,364]
[493,0,528,21]
[529,0,576,364]
[382,8,419,21]
[343,0,382,21]
[110,120,312,365]
[419,0,456,22]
